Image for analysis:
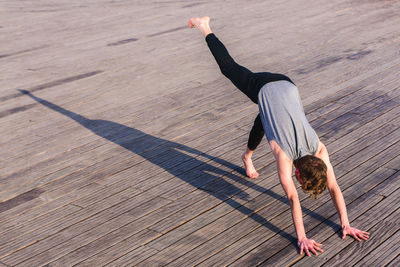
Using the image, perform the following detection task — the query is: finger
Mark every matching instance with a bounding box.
[305,248,311,257]
[299,244,303,255]
[360,235,368,241]
[315,246,324,253]
[342,232,347,239]
[315,242,323,247]
[310,247,318,256]
[353,234,361,242]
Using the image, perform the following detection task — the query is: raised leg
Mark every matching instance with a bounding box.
[188,16,259,103]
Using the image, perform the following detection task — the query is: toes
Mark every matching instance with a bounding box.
[188,19,194,28]
[249,172,259,179]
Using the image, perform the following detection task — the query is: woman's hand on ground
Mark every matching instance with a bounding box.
[342,225,370,241]
[297,237,323,257]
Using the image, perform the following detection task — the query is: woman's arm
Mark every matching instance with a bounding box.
[317,142,370,241]
[273,144,323,256]
[276,156,306,239]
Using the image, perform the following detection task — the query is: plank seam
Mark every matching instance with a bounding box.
[69,204,84,210]
[384,252,400,267]
[322,206,400,267]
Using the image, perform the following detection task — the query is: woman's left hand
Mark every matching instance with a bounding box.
[342,225,370,241]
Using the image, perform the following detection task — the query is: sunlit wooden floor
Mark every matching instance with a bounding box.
[0,0,399,266]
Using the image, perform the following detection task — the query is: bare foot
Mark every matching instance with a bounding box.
[188,16,212,37]
[188,16,209,28]
[242,153,259,179]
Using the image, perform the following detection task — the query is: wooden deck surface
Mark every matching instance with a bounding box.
[1,0,400,266]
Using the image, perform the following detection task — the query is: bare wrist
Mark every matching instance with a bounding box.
[298,235,307,242]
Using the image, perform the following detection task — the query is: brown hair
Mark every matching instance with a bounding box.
[295,155,327,199]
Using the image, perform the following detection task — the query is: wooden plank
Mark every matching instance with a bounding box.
[162,102,400,234]
[46,192,217,266]
[101,247,157,266]
[0,87,249,180]
[385,254,400,267]
[0,204,82,247]
[329,117,400,167]
[0,89,253,178]
[325,213,400,267]
[0,102,252,205]
[101,245,160,267]
[91,157,282,266]
[45,142,272,264]
[0,186,142,260]
[171,190,378,266]
[2,132,250,264]
[288,182,400,266]
[0,182,102,226]
[0,110,255,238]
[303,56,400,111]
[0,79,240,166]
[62,231,160,267]
[326,105,400,156]
[1,193,169,266]
[0,0,396,101]
[317,93,400,142]
[0,183,137,247]
[306,63,400,123]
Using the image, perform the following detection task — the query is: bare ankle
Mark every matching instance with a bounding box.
[188,16,212,37]
[243,148,254,160]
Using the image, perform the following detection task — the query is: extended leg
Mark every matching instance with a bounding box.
[188,16,259,103]
[188,17,294,103]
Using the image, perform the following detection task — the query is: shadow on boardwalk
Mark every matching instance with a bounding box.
[20,90,340,249]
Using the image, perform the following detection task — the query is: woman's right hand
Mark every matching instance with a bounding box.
[298,237,324,256]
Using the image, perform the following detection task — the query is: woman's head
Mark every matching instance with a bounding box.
[294,155,327,199]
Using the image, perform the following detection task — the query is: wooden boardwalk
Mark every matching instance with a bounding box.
[1,0,399,266]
